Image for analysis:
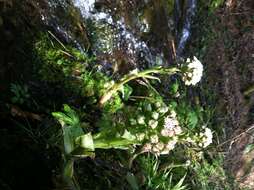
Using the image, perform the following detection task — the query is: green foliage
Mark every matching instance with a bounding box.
[139,155,188,190]
[191,156,233,190]
[209,0,225,11]
[34,33,93,83]
[10,83,30,104]
[81,71,124,112]
[176,102,199,129]
[244,144,254,154]
[52,104,84,154]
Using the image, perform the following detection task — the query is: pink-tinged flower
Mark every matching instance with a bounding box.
[142,143,152,152]
[164,116,179,130]
[166,139,177,150]
[161,128,175,137]
[161,114,182,137]
[174,126,182,135]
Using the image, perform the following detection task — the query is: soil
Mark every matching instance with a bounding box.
[0,119,56,190]
[203,0,254,188]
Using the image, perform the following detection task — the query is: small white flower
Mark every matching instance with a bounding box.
[166,140,177,150]
[155,142,165,151]
[148,120,158,129]
[136,133,145,141]
[160,147,171,155]
[150,134,159,144]
[152,146,160,153]
[202,127,213,148]
[161,129,168,137]
[199,132,204,137]
[170,110,177,118]
[174,92,180,98]
[186,137,194,143]
[185,160,191,166]
[159,106,169,113]
[129,118,137,125]
[137,116,145,125]
[174,126,182,135]
[152,112,159,120]
[182,56,203,86]
[142,143,152,152]
[155,102,162,108]
[164,116,179,130]
[129,68,139,75]
[161,128,174,137]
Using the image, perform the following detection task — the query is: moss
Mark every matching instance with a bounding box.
[34,33,93,83]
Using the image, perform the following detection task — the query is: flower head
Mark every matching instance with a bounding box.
[136,133,145,141]
[137,115,145,125]
[201,127,213,148]
[148,120,158,129]
[150,134,159,144]
[152,112,159,120]
[159,106,169,113]
[164,115,179,130]
[142,143,152,152]
[161,113,182,137]
[129,118,137,125]
[182,56,203,86]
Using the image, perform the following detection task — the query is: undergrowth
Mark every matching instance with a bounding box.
[2,0,241,189]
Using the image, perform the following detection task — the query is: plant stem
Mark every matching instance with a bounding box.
[99,67,180,106]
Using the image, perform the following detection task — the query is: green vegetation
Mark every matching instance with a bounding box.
[1,0,252,189]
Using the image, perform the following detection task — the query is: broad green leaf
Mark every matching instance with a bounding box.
[171,82,179,94]
[187,111,198,129]
[122,130,136,141]
[52,112,72,126]
[53,105,84,154]
[64,160,74,179]
[77,133,94,151]
[121,85,133,101]
[63,124,84,154]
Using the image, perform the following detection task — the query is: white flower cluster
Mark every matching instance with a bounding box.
[128,102,183,155]
[161,111,182,137]
[141,110,182,155]
[182,56,203,86]
[199,127,213,148]
[142,137,178,156]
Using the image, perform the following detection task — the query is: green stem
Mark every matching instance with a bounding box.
[243,85,254,96]
[93,138,139,149]
[99,67,180,106]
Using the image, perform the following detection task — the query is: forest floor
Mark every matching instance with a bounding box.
[201,0,254,188]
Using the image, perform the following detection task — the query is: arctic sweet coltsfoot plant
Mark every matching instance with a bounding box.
[53,56,209,155]
[52,57,212,156]
[52,56,213,189]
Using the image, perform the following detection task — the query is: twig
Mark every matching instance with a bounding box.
[48,30,68,51]
[216,125,254,148]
